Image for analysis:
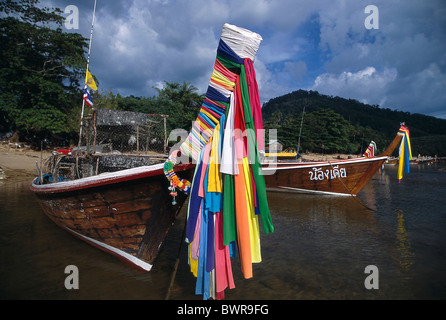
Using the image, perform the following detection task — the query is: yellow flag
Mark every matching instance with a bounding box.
[85,69,97,90]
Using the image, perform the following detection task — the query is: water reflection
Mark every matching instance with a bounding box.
[395,208,415,280]
[227,191,385,299]
[0,179,183,299]
[1,164,445,299]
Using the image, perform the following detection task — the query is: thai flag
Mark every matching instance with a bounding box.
[83,85,93,107]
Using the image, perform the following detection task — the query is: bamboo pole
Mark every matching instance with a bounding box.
[77,0,97,152]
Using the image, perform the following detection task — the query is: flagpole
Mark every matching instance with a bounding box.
[77,0,97,152]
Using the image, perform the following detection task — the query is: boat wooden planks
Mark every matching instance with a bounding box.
[31,164,194,270]
[262,127,405,196]
[263,156,388,196]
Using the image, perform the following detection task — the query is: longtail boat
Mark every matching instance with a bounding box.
[30,21,274,302]
[29,0,197,272]
[261,125,411,196]
[30,161,194,271]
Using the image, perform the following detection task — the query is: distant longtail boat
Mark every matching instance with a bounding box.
[261,125,410,196]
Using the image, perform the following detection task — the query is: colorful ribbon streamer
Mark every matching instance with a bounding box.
[363,141,376,158]
[397,125,412,182]
[171,23,273,300]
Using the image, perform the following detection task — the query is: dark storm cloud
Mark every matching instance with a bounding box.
[41,0,446,118]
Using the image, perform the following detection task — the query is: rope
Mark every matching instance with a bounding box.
[328,160,374,211]
[164,218,187,300]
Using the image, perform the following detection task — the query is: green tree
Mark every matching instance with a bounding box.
[0,0,87,147]
[154,80,204,131]
[93,89,120,110]
[302,109,355,153]
[90,81,205,136]
[264,108,358,154]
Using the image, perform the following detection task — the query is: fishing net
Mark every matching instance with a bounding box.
[80,109,168,155]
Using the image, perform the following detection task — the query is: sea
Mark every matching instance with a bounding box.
[0,163,445,301]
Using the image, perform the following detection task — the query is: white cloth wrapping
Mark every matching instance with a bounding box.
[220,92,239,175]
[220,23,263,61]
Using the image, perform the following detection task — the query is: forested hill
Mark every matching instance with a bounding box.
[261,90,446,156]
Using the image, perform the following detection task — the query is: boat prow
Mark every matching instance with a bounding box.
[30,162,195,271]
[261,125,406,196]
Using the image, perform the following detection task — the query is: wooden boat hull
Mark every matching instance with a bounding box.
[262,127,405,196]
[30,163,195,271]
[262,156,388,196]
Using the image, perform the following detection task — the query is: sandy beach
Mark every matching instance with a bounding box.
[0,144,52,182]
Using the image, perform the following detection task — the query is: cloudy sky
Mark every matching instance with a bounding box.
[44,0,446,118]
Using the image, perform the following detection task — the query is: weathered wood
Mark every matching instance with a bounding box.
[262,128,404,196]
[263,157,386,195]
[30,163,194,271]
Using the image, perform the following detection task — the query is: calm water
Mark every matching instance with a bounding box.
[1,164,445,300]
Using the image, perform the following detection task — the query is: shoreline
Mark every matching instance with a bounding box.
[1,143,359,183]
[0,144,52,183]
